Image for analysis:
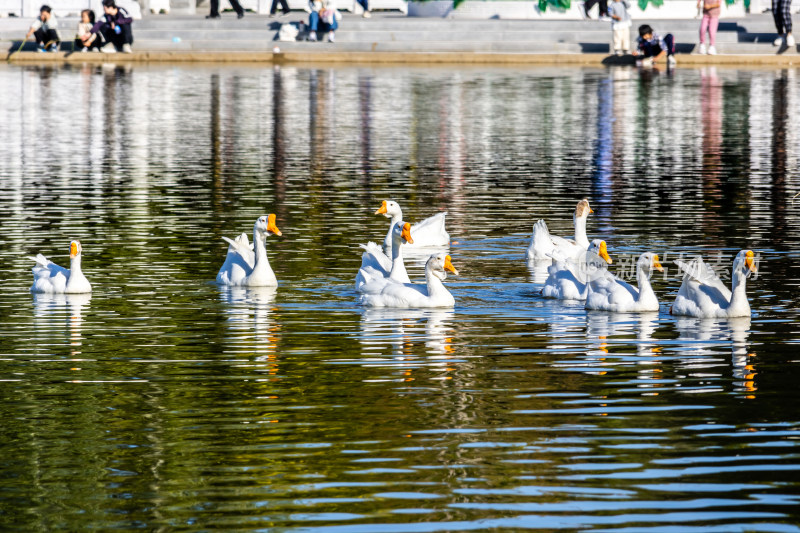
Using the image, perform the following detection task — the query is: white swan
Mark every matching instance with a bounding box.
[542,239,612,301]
[360,253,459,308]
[526,198,594,262]
[671,250,757,318]
[217,214,282,287]
[585,252,663,313]
[376,200,449,255]
[356,221,413,293]
[31,241,92,294]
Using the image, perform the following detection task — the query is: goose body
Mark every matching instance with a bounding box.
[360,253,458,308]
[526,199,593,262]
[671,250,756,318]
[585,252,663,313]
[31,241,92,294]
[217,215,282,287]
[376,200,449,256]
[356,221,413,293]
[542,239,612,300]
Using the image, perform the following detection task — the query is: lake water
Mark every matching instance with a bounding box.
[1,62,799,531]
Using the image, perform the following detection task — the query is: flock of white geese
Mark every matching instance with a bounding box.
[30,199,757,318]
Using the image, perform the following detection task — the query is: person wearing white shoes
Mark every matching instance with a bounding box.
[25,5,61,53]
[633,24,677,66]
[697,0,720,55]
[772,0,794,46]
[88,0,133,53]
[357,0,371,17]
[307,0,340,42]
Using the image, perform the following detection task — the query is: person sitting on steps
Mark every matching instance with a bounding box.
[25,5,61,53]
[88,0,134,53]
[307,0,341,42]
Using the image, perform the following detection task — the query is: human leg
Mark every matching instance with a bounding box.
[699,13,709,44]
[208,0,221,17]
[357,0,370,16]
[229,0,245,17]
[621,27,630,52]
[773,0,785,35]
[708,15,719,46]
[597,0,608,17]
[664,33,675,56]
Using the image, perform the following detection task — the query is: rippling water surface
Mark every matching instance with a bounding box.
[1,63,799,531]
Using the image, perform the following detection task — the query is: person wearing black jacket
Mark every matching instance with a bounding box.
[89,0,133,53]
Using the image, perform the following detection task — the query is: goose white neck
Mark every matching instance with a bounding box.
[728,269,751,314]
[425,267,449,298]
[251,229,271,274]
[636,263,658,307]
[574,213,590,249]
[389,234,409,281]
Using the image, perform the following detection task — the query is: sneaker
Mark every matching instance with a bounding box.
[268,12,277,17]
[237,11,244,18]
[599,15,611,21]
[642,57,653,67]
[698,42,707,54]
[328,30,335,42]
[205,13,221,18]
[92,47,101,53]
[81,46,89,52]
[102,43,117,53]
[48,44,58,52]
[362,10,371,17]
[614,49,622,56]
[707,45,717,55]
[308,30,317,41]
[774,35,784,46]
[122,43,132,53]
[577,2,587,19]
[37,45,46,52]
[667,55,677,66]
[787,33,796,46]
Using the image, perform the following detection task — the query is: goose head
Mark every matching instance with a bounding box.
[70,240,82,259]
[254,214,282,239]
[428,253,459,281]
[575,198,593,220]
[587,239,612,264]
[375,200,402,220]
[734,249,757,279]
[637,252,664,275]
[391,221,414,246]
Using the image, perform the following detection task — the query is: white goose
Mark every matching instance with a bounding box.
[31,241,92,294]
[526,198,594,262]
[217,214,282,287]
[356,221,413,293]
[360,253,459,308]
[376,200,449,255]
[585,252,663,313]
[542,239,612,301]
[671,250,757,318]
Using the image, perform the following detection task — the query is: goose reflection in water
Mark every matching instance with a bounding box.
[33,292,92,357]
[218,286,280,371]
[582,312,662,380]
[360,308,456,359]
[675,316,756,398]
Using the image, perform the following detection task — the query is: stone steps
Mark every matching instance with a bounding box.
[1,13,792,55]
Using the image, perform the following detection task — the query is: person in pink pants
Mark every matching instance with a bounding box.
[698,0,721,55]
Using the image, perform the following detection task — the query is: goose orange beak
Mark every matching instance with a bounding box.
[375,201,388,215]
[652,254,664,272]
[401,222,414,245]
[599,241,612,264]
[745,250,756,273]
[267,214,282,236]
[444,254,459,275]
[70,241,80,258]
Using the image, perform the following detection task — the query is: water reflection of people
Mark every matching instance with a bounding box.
[33,293,92,357]
[219,286,280,371]
[360,308,455,358]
